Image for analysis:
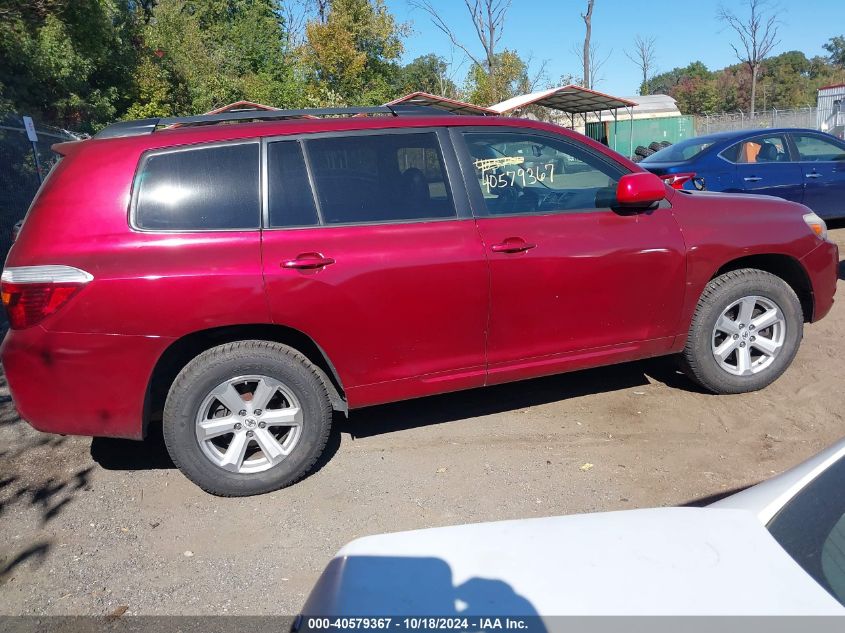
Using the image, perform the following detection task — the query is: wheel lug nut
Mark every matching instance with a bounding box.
[234,423,242,430]
[733,334,739,339]
[246,430,254,437]
[739,342,746,347]
[258,421,266,428]
[749,325,755,330]
[739,323,745,329]
[254,409,263,416]
[238,409,247,416]
[750,336,756,342]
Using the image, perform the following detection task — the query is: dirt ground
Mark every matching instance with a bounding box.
[1,226,843,617]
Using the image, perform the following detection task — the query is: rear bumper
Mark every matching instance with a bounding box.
[1,326,172,439]
[801,239,839,322]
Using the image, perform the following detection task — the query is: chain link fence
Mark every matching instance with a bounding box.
[694,107,819,136]
[0,113,79,260]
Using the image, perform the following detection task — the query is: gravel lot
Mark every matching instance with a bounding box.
[1,226,843,617]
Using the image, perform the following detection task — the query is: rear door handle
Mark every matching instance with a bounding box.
[491,238,537,254]
[743,176,762,182]
[805,172,822,179]
[282,253,336,269]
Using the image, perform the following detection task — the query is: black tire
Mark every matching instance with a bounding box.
[635,145,649,157]
[680,269,803,394]
[163,340,332,496]
[659,141,672,148]
[648,141,662,152]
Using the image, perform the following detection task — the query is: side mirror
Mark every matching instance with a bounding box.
[616,172,667,206]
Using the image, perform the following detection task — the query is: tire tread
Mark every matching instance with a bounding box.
[680,268,802,394]
[163,340,332,497]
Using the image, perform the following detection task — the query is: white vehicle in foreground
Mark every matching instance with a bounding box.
[300,439,845,617]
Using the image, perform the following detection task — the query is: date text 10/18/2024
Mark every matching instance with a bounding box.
[297,617,536,632]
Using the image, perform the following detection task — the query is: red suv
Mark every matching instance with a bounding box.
[1,106,838,496]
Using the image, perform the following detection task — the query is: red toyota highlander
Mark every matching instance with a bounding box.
[1,106,838,496]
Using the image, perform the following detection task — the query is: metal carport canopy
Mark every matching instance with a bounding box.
[489,85,637,115]
[490,85,638,156]
[386,91,498,116]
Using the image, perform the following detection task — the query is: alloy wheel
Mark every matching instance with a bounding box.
[194,375,303,474]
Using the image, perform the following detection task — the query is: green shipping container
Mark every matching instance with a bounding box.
[586,116,695,158]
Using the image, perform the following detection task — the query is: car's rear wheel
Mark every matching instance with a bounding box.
[163,340,332,496]
[680,269,803,394]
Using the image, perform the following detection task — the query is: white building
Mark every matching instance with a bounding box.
[817,83,845,139]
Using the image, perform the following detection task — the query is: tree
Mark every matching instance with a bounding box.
[579,0,595,89]
[395,54,457,97]
[411,0,512,103]
[649,61,716,114]
[825,35,845,68]
[674,76,719,114]
[0,0,141,131]
[718,0,780,120]
[134,0,302,116]
[301,0,408,106]
[464,49,528,106]
[625,35,657,95]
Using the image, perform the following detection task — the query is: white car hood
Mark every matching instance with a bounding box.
[301,507,843,616]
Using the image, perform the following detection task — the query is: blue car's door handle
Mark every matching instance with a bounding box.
[744,176,762,182]
[805,173,822,179]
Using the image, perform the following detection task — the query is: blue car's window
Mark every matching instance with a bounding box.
[792,134,845,162]
[767,454,845,607]
[642,139,714,163]
[721,135,790,164]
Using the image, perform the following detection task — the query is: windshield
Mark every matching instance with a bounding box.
[767,453,845,607]
[642,139,715,163]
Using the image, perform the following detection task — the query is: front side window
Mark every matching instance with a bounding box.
[134,143,260,230]
[721,135,790,164]
[792,134,845,162]
[305,132,456,225]
[462,131,624,215]
[767,454,845,607]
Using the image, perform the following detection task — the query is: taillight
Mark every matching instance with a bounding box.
[1,265,92,329]
[659,172,696,190]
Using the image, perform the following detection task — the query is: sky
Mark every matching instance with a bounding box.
[384,0,845,100]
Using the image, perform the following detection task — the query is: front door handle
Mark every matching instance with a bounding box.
[805,172,822,179]
[743,176,762,182]
[282,253,336,269]
[491,237,537,254]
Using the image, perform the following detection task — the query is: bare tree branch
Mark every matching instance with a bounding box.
[718,0,780,118]
[624,35,657,95]
[410,0,512,101]
[571,41,610,89]
[281,0,330,48]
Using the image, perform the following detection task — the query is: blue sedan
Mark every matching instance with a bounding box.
[640,128,845,219]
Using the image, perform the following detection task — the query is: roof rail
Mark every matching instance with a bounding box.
[94,104,455,139]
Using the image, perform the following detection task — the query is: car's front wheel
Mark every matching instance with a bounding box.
[163,340,332,496]
[680,268,803,394]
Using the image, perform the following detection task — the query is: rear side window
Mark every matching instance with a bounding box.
[134,143,260,230]
[267,141,319,228]
[305,132,456,225]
